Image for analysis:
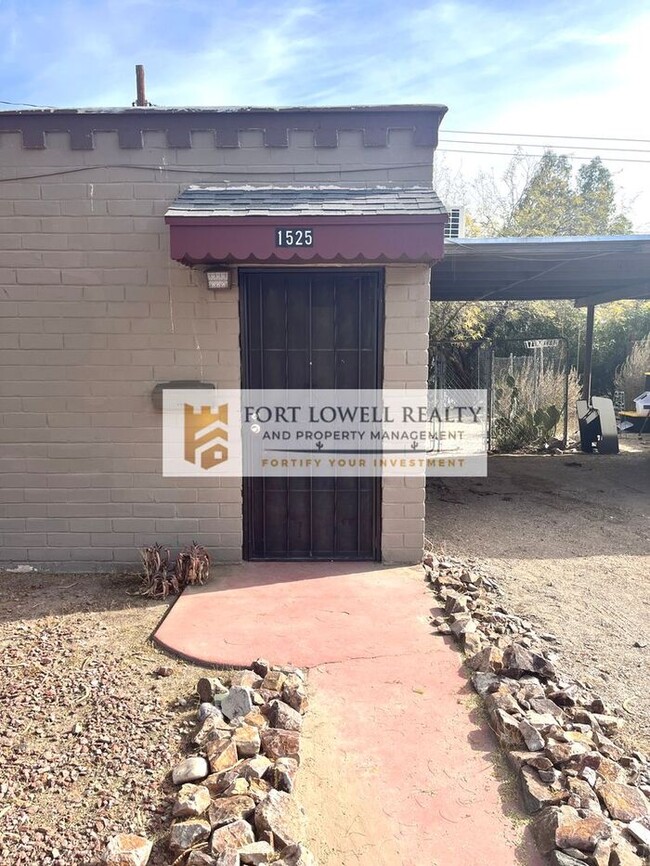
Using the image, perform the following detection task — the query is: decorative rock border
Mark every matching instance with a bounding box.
[423,553,650,866]
[103,661,316,866]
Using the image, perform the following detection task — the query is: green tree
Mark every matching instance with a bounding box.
[574,158,633,236]
[499,153,632,237]
[431,151,642,396]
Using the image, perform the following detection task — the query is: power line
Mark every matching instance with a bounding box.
[440,137,650,155]
[0,99,58,109]
[437,147,650,166]
[0,162,436,184]
[444,128,650,145]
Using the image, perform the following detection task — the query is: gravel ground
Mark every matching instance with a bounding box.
[425,439,650,754]
[0,573,209,866]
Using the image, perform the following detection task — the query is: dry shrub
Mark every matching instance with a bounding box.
[175,541,211,587]
[137,542,210,598]
[615,333,650,410]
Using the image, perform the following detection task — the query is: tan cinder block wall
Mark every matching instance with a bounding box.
[382,265,431,564]
[0,121,434,569]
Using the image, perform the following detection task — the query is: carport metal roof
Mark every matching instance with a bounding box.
[431,234,650,307]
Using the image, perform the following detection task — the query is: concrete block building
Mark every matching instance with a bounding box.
[0,105,447,569]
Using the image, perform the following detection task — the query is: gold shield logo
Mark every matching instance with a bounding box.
[184,403,229,470]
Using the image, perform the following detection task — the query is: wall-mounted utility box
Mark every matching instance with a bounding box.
[151,380,216,412]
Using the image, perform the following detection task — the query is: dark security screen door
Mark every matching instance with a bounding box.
[240,269,384,560]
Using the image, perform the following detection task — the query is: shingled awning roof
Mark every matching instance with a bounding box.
[165,185,447,265]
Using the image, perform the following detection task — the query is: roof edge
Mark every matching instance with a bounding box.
[0,104,448,117]
[445,234,650,246]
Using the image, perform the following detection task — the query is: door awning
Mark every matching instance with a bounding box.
[165,185,447,265]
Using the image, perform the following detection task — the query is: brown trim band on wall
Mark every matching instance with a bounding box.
[167,214,447,266]
[0,106,447,150]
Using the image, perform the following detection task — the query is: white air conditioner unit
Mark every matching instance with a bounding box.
[444,206,466,239]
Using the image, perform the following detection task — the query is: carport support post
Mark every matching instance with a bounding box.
[582,304,595,401]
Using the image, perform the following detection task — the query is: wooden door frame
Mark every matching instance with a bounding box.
[239,267,385,562]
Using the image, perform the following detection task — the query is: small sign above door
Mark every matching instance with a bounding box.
[275,228,314,247]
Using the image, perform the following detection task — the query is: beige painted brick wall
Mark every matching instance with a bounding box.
[381,265,430,564]
[0,124,434,569]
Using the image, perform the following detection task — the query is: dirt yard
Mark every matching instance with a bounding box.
[0,573,214,866]
[425,440,650,754]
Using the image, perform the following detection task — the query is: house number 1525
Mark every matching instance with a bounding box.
[275,228,314,247]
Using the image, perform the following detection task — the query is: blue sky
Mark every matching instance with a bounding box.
[1,0,649,226]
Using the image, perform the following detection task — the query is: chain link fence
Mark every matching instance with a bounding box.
[490,338,571,452]
[429,337,576,452]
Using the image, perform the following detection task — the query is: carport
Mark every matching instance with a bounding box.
[431,234,650,399]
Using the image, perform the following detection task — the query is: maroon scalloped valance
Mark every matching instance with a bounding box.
[166,215,446,265]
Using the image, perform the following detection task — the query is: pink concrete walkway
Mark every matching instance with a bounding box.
[154,563,543,866]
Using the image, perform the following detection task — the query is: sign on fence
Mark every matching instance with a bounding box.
[524,339,560,349]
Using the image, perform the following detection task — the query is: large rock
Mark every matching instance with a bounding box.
[531,806,611,855]
[519,719,545,751]
[484,688,520,716]
[466,645,503,673]
[548,852,587,866]
[282,682,309,715]
[594,756,628,783]
[520,765,568,813]
[202,766,243,797]
[233,724,261,758]
[169,819,211,854]
[254,789,305,848]
[173,783,212,818]
[261,670,286,693]
[265,758,299,794]
[269,700,302,733]
[565,778,601,813]
[261,728,300,761]
[501,644,556,679]
[596,781,650,821]
[212,853,239,866]
[275,843,317,865]
[230,669,263,689]
[194,715,231,748]
[215,854,240,866]
[471,671,501,695]
[208,795,256,828]
[545,741,589,765]
[210,819,255,856]
[102,834,153,866]
[222,687,254,721]
[248,777,273,803]
[238,841,275,864]
[556,812,611,853]
[243,709,268,729]
[507,750,553,772]
[610,839,646,865]
[628,819,650,846]
[199,702,225,722]
[172,756,210,785]
[207,738,239,774]
[529,697,565,720]
[197,676,228,703]
[222,778,250,797]
[491,709,526,750]
[252,658,270,678]
[186,852,219,866]
[239,755,273,781]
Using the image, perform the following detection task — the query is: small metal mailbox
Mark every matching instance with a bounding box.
[151,380,215,412]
